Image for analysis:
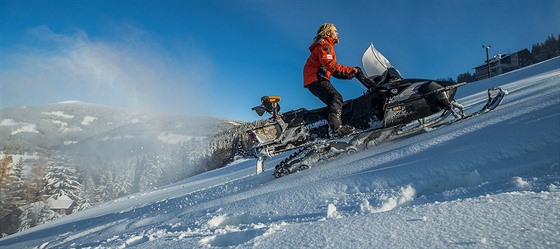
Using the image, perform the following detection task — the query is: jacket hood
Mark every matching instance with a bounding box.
[309,37,336,51]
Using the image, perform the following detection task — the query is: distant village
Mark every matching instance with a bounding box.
[457,34,559,82]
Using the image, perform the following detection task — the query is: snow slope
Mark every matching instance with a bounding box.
[1,58,559,248]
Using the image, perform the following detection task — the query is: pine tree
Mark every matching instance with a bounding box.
[543,34,560,59]
[531,43,543,62]
[97,167,116,202]
[139,155,163,191]
[530,34,560,63]
[113,163,134,198]
[25,155,48,202]
[132,157,146,193]
[18,202,44,231]
[0,156,14,216]
[0,155,13,188]
[11,158,26,207]
[82,175,102,205]
[0,157,27,217]
[42,162,85,211]
[457,72,477,83]
[37,203,60,226]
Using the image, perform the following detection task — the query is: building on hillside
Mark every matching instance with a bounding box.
[474,49,532,80]
[47,195,76,215]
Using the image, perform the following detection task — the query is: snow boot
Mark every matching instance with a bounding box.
[333,125,355,138]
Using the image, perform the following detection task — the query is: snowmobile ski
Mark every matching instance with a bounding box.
[464,87,507,118]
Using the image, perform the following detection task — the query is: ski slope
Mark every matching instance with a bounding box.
[1,58,559,248]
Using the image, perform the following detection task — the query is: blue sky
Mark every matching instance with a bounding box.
[1,0,558,121]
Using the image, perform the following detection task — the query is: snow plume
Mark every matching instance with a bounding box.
[359,185,417,213]
[1,24,214,117]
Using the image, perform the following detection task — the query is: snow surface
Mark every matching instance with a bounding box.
[41,111,76,119]
[1,58,559,248]
[81,116,98,126]
[4,122,40,135]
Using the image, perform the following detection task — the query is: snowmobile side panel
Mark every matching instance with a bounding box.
[384,98,433,128]
[251,122,283,145]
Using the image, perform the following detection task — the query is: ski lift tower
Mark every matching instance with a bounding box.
[482,44,491,78]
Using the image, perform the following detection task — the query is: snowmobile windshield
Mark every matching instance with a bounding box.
[361,43,401,78]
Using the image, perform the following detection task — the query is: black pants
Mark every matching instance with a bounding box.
[307,80,343,130]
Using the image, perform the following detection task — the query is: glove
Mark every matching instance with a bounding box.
[353,67,364,80]
[355,66,363,74]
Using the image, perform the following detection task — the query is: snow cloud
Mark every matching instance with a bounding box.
[1,24,215,116]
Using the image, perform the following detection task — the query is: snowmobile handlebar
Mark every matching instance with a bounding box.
[355,67,403,90]
[354,68,379,89]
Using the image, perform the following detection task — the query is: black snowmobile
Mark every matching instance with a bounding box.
[247,43,506,178]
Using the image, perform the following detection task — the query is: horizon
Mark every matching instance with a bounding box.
[1,0,559,121]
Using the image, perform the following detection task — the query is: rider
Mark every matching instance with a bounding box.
[303,23,362,138]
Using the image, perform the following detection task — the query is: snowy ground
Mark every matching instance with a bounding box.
[1,58,559,248]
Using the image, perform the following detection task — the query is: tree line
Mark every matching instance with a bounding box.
[0,128,256,237]
[0,154,86,236]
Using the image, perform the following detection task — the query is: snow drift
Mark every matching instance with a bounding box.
[0,58,559,248]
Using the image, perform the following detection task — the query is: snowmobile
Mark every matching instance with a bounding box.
[247,43,506,178]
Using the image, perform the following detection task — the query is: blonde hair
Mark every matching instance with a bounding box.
[313,23,336,43]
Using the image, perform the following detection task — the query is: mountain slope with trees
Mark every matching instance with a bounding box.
[0,102,246,236]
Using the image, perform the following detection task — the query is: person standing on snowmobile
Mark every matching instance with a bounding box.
[303,23,361,137]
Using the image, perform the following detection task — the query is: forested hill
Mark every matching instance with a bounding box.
[0,102,243,235]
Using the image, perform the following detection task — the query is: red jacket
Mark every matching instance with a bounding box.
[303,37,356,87]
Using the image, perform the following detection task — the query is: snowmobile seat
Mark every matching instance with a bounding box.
[281,108,309,127]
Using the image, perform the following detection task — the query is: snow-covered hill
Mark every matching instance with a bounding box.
[0,101,238,152]
[0,102,241,233]
[1,58,558,248]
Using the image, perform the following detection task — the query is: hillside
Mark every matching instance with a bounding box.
[0,102,242,235]
[0,57,558,248]
[1,101,238,151]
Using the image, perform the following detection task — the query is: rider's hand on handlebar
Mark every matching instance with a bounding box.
[353,67,364,79]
